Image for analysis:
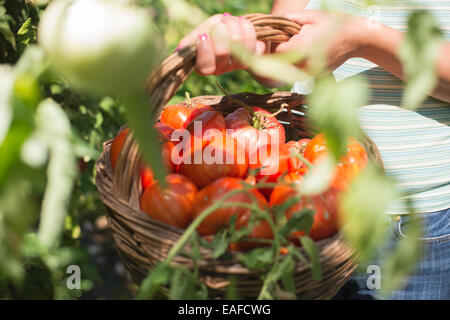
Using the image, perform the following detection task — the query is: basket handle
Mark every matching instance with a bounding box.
[113,14,302,199]
[146,14,301,119]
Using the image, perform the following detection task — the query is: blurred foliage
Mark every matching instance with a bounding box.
[0,0,440,300]
[400,11,443,109]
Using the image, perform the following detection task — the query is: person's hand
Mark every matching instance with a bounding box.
[275,10,367,71]
[177,13,268,76]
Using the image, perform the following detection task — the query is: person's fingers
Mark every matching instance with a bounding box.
[196,34,216,75]
[283,10,323,25]
[222,15,242,43]
[275,24,313,53]
[239,16,257,53]
[177,14,223,49]
[221,15,245,70]
[211,22,231,74]
[255,40,266,55]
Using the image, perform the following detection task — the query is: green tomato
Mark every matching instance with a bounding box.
[38,0,165,97]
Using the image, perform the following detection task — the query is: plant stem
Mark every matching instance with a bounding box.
[185,91,192,107]
[215,80,255,116]
[291,151,313,169]
[166,187,254,262]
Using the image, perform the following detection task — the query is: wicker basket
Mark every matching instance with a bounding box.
[95,14,384,299]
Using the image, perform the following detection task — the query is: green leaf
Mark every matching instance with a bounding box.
[339,164,398,261]
[399,11,443,109]
[238,247,274,270]
[300,154,336,196]
[162,0,208,27]
[17,18,36,55]
[258,252,294,300]
[279,270,296,299]
[35,98,77,248]
[230,42,311,86]
[212,229,230,259]
[136,261,172,300]
[300,236,322,280]
[0,4,16,50]
[308,76,367,159]
[279,208,314,237]
[0,65,14,145]
[14,46,47,79]
[0,72,40,187]
[123,95,167,185]
[168,266,208,300]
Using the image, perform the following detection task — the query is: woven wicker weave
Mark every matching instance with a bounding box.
[95,14,383,299]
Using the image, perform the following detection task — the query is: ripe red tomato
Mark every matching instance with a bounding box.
[270,172,338,241]
[185,110,226,145]
[169,110,227,166]
[286,138,311,156]
[180,133,248,188]
[303,133,368,191]
[160,103,213,129]
[140,140,177,189]
[192,178,273,247]
[303,133,328,162]
[140,174,198,229]
[140,165,154,189]
[110,127,130,171]
[110,125,177,190]
[248,143,302,198]
[225,106,286,155]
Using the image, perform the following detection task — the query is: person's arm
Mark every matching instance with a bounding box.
[275,11,450,103]
[271,0,309,15]
[358,24,450,103]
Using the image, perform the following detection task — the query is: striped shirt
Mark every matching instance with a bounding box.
[294,0,450,214]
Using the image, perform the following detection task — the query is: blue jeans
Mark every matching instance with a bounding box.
[333,208,450,300]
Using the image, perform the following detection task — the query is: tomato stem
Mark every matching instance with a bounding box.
[291,151,313,169]
[252,103,286,130]
[185,91,192,108]
[215,80,255,116]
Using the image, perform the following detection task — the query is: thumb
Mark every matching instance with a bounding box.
[275,24,313,53]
